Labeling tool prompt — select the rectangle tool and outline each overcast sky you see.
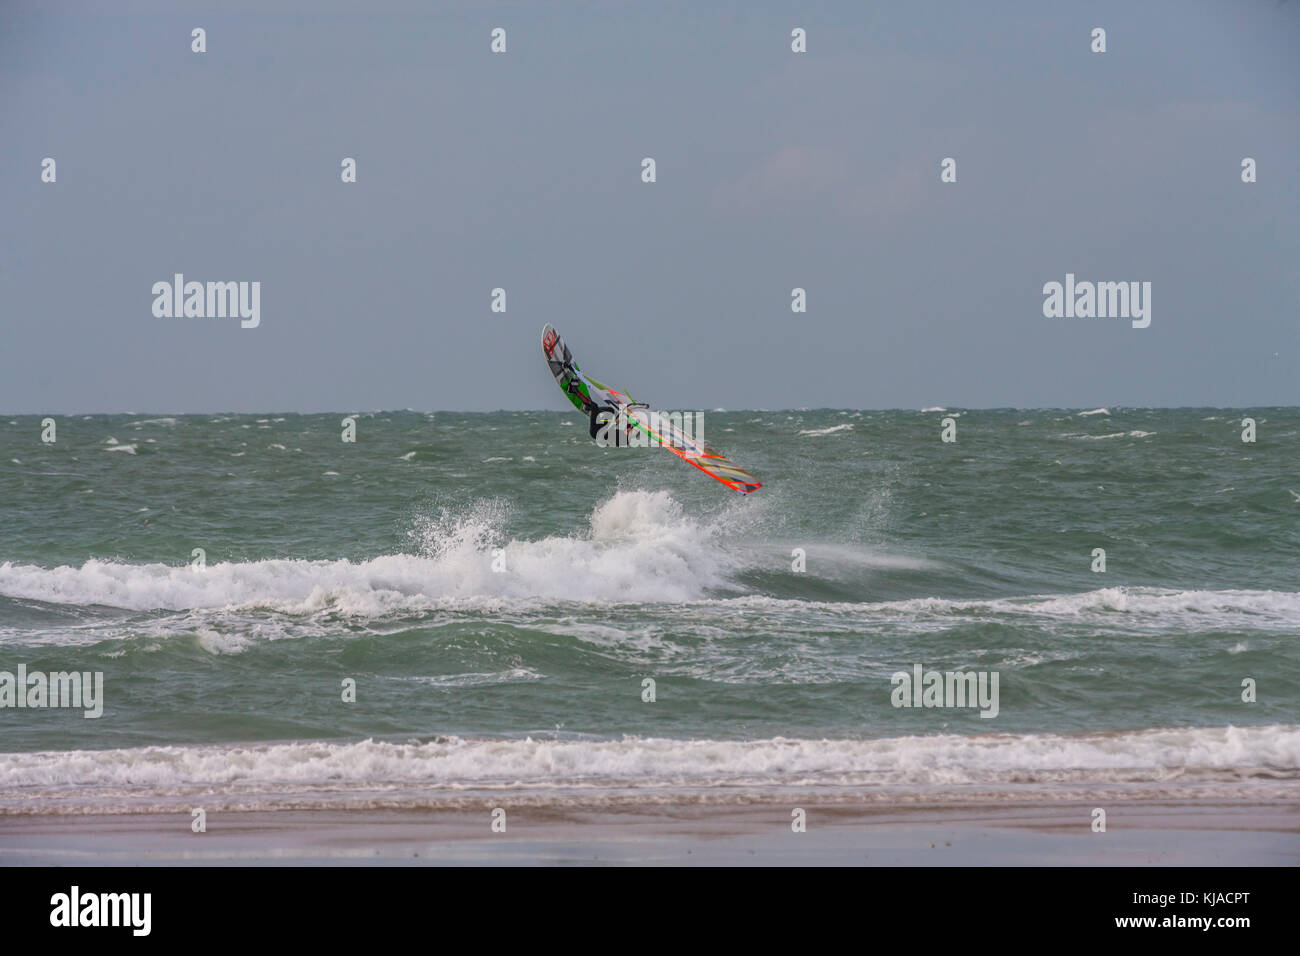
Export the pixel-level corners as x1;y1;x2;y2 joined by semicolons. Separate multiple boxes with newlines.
2;0;1297;413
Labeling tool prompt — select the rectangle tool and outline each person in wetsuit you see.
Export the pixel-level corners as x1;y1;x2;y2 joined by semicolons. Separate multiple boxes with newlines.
588;401;627;445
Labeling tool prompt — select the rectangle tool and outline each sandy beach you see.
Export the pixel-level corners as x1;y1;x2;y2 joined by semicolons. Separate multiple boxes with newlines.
4;797;1298;866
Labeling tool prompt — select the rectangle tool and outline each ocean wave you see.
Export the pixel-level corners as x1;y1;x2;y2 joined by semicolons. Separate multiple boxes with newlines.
1059;430;1153;440
798;423;854;436
727;586;1300;628
1;569;1296;651
0;726;1294;809
392;668;543;688
2;485;1297;649
0;491;740;617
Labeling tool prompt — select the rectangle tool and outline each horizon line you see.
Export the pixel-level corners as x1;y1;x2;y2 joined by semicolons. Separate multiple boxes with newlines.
3;405;1297;417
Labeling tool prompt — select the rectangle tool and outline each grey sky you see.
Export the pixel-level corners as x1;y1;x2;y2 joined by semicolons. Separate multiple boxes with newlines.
3;0;1297;413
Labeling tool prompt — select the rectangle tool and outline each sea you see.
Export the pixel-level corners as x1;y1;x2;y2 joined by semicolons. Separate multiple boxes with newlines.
0;407;1297;815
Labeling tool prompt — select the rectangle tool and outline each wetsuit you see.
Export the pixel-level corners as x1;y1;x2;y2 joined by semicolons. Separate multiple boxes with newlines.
593;402;641;446
589;402;618;443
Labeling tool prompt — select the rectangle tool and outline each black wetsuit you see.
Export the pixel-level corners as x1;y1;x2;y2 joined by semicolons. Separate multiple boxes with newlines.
588;403;626;445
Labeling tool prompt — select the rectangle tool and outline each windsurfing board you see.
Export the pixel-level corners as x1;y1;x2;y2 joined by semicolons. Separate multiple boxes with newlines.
540;323;762;494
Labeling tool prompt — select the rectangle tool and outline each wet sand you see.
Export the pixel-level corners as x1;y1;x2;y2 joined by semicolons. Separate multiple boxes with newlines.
4;798;1298;866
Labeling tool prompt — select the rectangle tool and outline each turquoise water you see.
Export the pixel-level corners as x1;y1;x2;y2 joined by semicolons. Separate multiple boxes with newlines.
0;408;1297;812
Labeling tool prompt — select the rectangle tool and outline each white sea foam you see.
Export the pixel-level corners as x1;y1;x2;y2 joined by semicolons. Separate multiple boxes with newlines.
195;629;255;655
1079;408;1110;416
1062;430;1154;440
732;586;1300;627
799;423;854;436
0;726;1293;802
394;668;543;688
763;541;940;574
1;495;1297;647
0;491;738;620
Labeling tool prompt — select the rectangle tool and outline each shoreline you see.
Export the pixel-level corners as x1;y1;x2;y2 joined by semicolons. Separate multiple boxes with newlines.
4;797;1298;866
